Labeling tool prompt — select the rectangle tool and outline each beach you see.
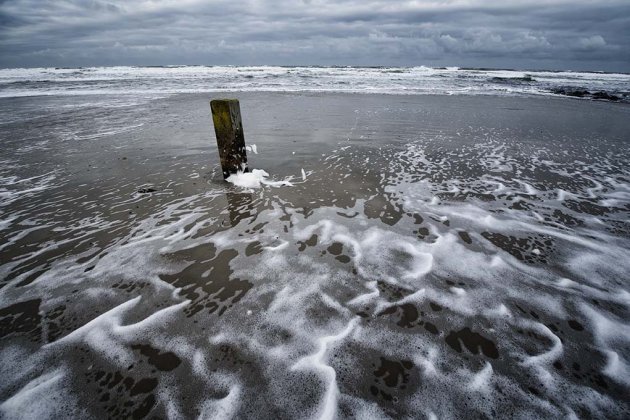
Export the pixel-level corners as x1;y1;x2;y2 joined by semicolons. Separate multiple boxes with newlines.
1;88;630;418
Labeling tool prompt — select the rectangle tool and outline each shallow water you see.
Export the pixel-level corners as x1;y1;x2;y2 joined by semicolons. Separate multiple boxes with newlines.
1;93;629;418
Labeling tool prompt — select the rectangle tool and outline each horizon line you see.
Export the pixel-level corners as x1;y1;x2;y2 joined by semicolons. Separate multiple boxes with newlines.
1;64;628;76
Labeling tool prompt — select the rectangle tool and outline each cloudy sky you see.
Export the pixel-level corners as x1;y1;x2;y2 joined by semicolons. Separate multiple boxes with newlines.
1;0;628;71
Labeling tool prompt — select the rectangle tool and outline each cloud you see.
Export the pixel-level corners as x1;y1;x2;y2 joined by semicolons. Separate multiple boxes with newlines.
578;35;607;50
0;0;628;71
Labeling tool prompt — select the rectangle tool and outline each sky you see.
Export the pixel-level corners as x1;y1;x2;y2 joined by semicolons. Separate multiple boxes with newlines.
0;0;629;71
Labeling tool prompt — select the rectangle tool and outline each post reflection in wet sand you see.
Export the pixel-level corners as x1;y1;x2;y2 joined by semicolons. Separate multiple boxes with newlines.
225;191;258;228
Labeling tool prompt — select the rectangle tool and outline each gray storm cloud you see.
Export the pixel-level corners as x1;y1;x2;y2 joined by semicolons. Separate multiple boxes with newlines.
0;0;628;71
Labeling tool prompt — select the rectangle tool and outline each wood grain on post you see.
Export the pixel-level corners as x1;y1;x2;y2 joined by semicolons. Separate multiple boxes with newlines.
210;99;248;179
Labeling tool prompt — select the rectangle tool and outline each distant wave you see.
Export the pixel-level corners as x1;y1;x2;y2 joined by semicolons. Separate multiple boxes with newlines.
0;66;628;103
489;75;535;83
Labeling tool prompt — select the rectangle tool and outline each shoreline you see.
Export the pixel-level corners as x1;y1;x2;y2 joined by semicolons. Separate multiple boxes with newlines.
2;89;629;104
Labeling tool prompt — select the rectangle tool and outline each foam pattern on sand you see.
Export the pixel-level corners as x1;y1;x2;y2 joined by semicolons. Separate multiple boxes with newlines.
1;94;629;418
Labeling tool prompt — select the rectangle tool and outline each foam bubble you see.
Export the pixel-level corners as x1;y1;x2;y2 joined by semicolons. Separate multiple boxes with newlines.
226;169;293;189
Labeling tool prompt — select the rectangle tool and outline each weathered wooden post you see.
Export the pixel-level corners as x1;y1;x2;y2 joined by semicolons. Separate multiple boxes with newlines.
210;99;248;179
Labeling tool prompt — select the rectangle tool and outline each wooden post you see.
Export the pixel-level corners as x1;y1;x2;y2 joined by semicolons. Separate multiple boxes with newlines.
210;99;248;179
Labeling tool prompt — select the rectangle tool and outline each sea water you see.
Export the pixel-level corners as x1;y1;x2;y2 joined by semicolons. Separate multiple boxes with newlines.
0;80;629;418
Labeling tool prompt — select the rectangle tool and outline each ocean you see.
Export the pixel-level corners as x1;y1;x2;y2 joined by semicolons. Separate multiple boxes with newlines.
1;65;629;102
0;67;629;418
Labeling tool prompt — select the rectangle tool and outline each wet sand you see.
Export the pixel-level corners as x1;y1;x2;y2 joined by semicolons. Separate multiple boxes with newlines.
1;93;629;418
